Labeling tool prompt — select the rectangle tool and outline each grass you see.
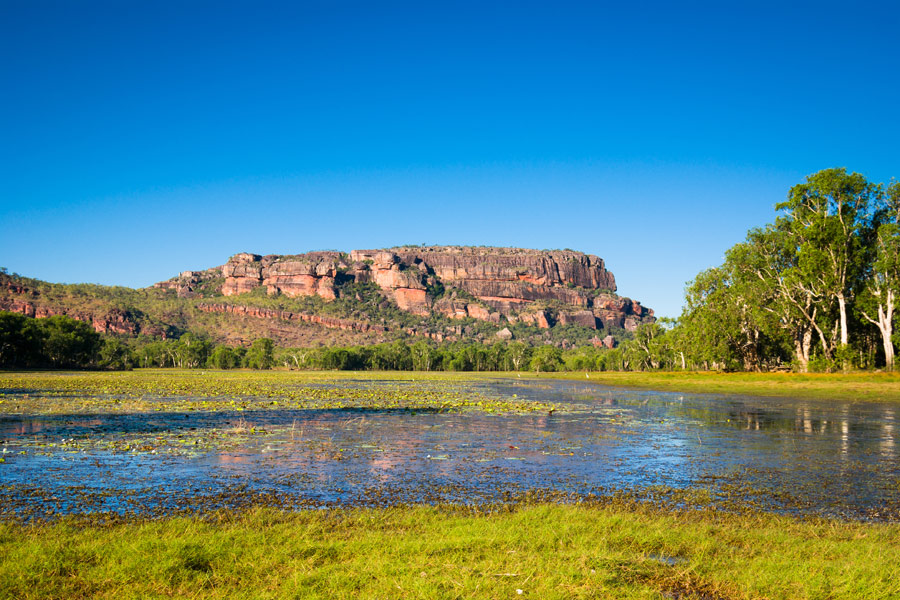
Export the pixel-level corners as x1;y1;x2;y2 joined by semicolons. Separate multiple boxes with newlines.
543;370;900;403
1;502;897;599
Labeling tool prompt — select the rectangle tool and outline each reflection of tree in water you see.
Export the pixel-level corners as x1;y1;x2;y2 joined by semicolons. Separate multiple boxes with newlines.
658;397;899;464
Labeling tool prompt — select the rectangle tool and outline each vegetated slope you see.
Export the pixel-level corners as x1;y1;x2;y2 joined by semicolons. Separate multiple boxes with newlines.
0;246;654;347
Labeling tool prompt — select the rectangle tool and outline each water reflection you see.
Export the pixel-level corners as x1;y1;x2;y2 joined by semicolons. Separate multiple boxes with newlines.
2;378;899;520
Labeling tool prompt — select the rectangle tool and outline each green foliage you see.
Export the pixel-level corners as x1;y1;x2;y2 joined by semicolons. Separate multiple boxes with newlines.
0;313;107;369
0;311;45;367
244;338;275;370
99;338;134;370
41;315;102;368
530;345;562;372
208;345;240;369
673;168;899;372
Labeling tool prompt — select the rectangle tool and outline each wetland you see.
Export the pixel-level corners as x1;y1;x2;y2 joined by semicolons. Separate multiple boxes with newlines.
2;370;898;521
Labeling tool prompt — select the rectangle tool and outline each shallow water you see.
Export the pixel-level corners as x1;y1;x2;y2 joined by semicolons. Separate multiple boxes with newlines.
2;378;899;520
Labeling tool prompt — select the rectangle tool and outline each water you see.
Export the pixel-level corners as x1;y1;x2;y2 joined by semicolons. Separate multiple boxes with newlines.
2;378;898;520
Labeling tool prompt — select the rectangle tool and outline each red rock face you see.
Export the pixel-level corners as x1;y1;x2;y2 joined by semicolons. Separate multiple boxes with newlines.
558;311;598;329
0;296;140;335
517;310;552;329
217;253;344;299
161;246;654;331
392;288;430;315
196;303;388;334
390;246;616;291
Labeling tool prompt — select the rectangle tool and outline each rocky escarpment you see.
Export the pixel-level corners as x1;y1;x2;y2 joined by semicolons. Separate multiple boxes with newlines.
0;277;169;336
159;246;654;332
195;303;458;342
196;303;387;335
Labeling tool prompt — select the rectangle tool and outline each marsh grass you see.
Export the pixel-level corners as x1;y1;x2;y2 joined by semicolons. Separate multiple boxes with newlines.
546;371;900;403
1;502;897;599
0;370;557;415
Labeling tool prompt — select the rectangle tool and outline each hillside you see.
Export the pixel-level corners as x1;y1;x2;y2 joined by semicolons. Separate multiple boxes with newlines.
1;247;654;348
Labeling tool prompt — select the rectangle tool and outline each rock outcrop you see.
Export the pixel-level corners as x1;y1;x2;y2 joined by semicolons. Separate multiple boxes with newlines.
1;245;654;348
195;303;457;342
196;303;387;334
217;252;343;300
156;246;654;332
0;290;142;336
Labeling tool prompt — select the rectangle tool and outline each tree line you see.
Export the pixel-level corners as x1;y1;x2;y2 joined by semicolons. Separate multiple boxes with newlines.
665;167;900;372
0;309;647;372
0;312;108;369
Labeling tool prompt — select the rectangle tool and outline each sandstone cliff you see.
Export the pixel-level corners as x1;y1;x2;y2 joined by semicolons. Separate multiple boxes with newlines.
0;276;171;337
0;246;653;349
162;246;654;332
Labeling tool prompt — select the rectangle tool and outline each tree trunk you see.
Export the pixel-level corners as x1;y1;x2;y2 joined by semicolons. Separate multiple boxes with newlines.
837;293;849;347
861;289;895;371
794;327;812;372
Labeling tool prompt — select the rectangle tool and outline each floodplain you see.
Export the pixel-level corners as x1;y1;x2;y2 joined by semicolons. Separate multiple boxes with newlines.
1;370;899;598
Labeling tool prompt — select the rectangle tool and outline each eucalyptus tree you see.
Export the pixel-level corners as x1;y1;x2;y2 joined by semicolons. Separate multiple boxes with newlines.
530;345;563;372
775;168;880;354
411;340;439;371
0;311;45;367
244;338;275;370
741;225;823;370
680;267;740;370
623;322;679;371
40;315;102;368
859;181;900;369
506;341;530;371
680;256;785;371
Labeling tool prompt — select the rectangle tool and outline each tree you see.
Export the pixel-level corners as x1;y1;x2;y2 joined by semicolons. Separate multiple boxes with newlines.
0;311;45;367
279;347;315;369
488;342;508;371
729;226;816;370
172;333;212;368
244;338;275;370
208;345;240;369
859;181;900;369
530;345;562;372
39;315;102;368
507;342;530;371
135;341;167;368
776;168;880;355
411;341;438;371
680;267;750;371
99;338;134;370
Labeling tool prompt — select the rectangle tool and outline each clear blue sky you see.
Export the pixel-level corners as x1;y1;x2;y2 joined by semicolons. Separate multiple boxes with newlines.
2;0;898;318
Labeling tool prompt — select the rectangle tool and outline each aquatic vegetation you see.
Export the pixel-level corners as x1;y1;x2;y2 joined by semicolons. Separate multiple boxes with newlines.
0;370;559;415
3;373;900;524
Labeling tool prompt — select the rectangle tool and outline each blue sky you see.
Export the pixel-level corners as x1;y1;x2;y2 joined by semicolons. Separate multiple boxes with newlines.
2;1;898;318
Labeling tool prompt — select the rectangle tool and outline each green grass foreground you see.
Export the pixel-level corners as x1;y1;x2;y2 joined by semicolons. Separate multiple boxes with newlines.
1;503;897;600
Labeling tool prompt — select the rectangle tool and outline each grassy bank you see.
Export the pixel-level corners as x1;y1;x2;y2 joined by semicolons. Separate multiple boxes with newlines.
544;371;900;403
1;503;897;600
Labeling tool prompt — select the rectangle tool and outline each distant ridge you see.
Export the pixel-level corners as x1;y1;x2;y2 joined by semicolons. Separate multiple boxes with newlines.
2;246;653;347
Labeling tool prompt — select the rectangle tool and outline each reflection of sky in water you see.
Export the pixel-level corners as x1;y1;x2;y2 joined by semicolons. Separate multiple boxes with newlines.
2;378;899;519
